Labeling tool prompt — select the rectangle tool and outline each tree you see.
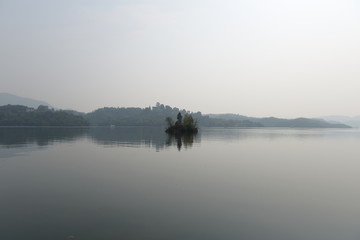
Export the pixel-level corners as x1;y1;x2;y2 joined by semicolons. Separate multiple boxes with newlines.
165;117;174;128
183;114;197;128
165;113;198;134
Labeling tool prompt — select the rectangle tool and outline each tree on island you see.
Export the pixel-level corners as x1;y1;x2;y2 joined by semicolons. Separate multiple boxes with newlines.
165;112;198;134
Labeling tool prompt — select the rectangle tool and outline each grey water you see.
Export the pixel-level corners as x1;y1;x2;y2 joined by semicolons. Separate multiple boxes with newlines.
1;127;360;240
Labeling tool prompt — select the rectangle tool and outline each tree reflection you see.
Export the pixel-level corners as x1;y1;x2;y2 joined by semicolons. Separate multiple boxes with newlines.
88;127;199;151
0;127;200;152
166;133;197;151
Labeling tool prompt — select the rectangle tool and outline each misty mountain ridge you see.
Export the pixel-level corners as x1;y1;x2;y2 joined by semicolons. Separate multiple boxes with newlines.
322;115;360;128
207;114;351;128
0;93;352;128
0;92;52;109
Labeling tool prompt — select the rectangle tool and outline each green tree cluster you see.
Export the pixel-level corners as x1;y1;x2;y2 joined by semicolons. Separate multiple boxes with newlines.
182;114;197;129
165;113;198;134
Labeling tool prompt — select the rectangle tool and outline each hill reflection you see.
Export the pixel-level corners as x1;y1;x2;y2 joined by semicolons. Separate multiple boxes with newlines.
1;127;357;150
1;127;359;157
0;127;88;147
0;127;199;152
88;127;199;151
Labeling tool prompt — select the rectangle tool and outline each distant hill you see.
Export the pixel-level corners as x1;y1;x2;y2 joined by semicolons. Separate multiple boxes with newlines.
207;114;351;128
0;105;89;126
0;95;353;129
85;103;262;127
322;115;360;128
0;92;52;108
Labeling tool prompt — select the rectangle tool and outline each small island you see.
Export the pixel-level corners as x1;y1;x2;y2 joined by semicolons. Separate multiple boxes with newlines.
165;112;198;134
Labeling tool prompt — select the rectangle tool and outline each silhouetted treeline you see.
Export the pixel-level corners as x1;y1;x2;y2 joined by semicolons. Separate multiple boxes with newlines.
0;105;89;126
0;103;262;128
86;103;262;127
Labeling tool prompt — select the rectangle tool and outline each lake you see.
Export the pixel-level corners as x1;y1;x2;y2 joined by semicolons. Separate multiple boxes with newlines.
1;127;360;240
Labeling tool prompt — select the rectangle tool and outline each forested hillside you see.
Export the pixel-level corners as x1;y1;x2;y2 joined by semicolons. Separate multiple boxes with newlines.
86;103;262;127
0;105;89;126
1;103;351;128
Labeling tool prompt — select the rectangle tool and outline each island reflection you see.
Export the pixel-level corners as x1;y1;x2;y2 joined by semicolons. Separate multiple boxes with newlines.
88;127;199;151
1;127;357;154
166;133;198;151
0;127;200;152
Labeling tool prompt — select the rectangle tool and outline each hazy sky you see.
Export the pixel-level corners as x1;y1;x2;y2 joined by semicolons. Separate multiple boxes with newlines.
1;0;360;117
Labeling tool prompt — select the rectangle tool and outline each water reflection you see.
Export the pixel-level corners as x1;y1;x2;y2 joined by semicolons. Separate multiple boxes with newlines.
88;127;199;151
3;127;360;239
166;133;198;151
0;127;88;147
0;127;89;158
200;127;360;141
1;127;360;155
0;127;199;154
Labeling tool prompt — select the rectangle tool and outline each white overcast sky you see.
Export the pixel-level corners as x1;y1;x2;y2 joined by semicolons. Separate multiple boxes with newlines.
1;0;360;117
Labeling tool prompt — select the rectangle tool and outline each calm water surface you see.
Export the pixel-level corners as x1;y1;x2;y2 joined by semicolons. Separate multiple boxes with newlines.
1;127;360;240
